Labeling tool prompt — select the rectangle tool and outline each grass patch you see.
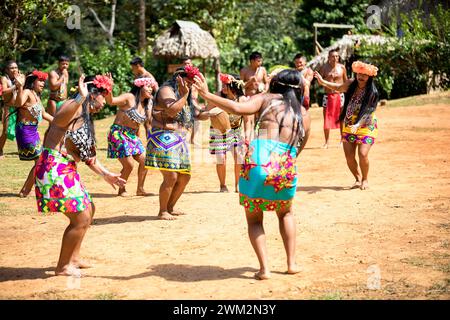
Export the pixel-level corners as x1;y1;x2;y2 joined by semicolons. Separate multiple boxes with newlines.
94;292;118;300
409;127;448;133
312;291;343;300
387;91;450;108
428;279;450;295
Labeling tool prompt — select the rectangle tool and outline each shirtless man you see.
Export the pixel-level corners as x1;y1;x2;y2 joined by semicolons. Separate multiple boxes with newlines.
0;61;25;158
319;49;347;148
130;56;159;90
293;54;314;153
240;51;269;143
47;55;70;116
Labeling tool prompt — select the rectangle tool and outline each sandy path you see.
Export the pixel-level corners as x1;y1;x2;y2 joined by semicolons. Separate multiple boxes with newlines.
0;102;449;299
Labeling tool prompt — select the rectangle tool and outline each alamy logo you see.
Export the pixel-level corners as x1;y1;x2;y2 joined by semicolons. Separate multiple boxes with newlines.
366;5;381;30
66;5;81;30
367;264;381;290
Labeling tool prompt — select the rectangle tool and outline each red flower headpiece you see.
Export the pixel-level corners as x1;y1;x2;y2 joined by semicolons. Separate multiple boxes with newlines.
185;65;201;80
92;75;113;94
219;73;233;84
32;70;48;81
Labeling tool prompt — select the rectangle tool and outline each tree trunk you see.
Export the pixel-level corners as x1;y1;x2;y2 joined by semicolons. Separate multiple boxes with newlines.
138;0;146;54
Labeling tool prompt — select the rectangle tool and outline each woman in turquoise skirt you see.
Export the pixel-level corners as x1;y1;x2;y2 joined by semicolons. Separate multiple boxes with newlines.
194;69;305;280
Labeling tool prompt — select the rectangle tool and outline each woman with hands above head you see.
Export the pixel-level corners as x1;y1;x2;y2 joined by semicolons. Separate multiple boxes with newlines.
14;70;54;198
314;61;379;190
193;69;305;280
105;74;158;197
146;66;202;220
35;74;126;277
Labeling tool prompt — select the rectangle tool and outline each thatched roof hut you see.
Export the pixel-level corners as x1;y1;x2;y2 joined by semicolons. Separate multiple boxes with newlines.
307;35;392;70
153;20;220;59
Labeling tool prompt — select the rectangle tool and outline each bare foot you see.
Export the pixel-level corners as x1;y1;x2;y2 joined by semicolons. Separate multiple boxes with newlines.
18;190;30;198
55;265;82;277
118;188;129;197
254;270;271;280
169;210;186;216
72;259;93;269
351;180;361;189
360;180;369;190
136;190;153;196
220;185;229;193
158;212;177;220
286;265;301;274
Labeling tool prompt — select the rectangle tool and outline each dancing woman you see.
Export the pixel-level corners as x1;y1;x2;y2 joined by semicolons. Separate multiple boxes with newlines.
194;69;305;280
35;74;125;276
207;73;247;192
14;70;54;197
146;66;201;220
105;76;158;196
314;61;379;190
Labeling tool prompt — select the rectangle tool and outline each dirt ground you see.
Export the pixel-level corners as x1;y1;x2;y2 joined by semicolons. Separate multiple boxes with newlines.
0;95;449;300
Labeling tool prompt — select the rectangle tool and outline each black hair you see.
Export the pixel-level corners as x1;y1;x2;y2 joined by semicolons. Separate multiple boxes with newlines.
130;85;151;110
268;69;304;147
249;51;262;61
24;73;45;97
340;76;379;124
328;49;339;56
156;66;194;128
293;53;305;61
4;60;18;74
180;56;191;63
130;57;144;66
58;55;70;62
220;74;245;99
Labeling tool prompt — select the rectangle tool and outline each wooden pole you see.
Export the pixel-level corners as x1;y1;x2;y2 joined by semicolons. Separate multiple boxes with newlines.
313;26;317;56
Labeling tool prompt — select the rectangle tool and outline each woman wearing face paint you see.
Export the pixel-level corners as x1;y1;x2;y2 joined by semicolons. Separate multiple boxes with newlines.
35;74;125;276
315;61;380;190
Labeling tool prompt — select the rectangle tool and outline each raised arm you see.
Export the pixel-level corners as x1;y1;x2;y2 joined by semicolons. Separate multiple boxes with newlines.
156;77;189;118
14;78;30;108
194;74;263;115
51;75;88;127
105;91;133;109
314;71;353;93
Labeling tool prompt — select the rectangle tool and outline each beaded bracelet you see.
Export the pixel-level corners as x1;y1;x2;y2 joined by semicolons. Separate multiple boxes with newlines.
75;93;86;104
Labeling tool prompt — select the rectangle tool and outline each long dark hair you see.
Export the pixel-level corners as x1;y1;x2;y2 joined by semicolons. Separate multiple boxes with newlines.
72;75;109;143
130;85;151;110
340;76;379;123
24;73;40;95
268;69;304;147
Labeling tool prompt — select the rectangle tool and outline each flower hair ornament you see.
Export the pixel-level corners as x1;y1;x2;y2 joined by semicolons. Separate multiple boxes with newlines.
90;75;113;94
184;65;201;80
219;73;233;84
31;70;48;81
352;61;378;77
134;77;158;91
